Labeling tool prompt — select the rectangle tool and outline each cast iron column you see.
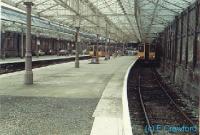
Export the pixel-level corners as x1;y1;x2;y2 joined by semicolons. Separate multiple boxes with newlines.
96;34;99;63
105;23;109;60
36;33;40;58
1;30;6;60
0;31;4;59
123;42;125;55
193;1;199;68
108;38;110;59
24;2;33;84
75;27;80;68
21;29;24;58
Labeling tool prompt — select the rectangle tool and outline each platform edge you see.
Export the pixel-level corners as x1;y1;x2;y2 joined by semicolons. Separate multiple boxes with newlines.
122;60;135;135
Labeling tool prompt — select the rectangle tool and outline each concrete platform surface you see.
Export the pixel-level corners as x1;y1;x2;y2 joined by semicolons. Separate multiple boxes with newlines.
90;57;137;135
0;55;87;64
0;56;135;135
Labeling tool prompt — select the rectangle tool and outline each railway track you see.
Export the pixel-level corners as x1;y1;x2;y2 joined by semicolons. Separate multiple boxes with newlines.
127;63;198;135
0;56;90;75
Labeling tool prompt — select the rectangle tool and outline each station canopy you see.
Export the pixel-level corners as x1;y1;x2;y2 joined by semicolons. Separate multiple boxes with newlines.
1;0;196;42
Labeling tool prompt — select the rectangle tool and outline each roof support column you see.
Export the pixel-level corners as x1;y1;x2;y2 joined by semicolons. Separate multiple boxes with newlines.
91;0;100;64
122;34;125;56
21;29;24;58
0;30;5;60
123;42;125;56
75;26;80;68
179;13;183;64
75;0;80;68
173;16;179;82
36;33;40;58
105;23;110;60
96;33;100;63
193;1;199;68
185;8;190;68
24;1;33;85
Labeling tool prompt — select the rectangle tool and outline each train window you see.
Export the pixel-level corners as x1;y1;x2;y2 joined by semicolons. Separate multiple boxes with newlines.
150;45;155;52
138;46;144;52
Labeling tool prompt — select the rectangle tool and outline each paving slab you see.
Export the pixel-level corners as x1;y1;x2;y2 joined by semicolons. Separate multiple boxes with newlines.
0;56;135;135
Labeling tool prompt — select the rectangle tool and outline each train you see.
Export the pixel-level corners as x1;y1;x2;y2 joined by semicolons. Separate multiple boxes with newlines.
137;43;156;63
87;44;117;57
88;45;107;57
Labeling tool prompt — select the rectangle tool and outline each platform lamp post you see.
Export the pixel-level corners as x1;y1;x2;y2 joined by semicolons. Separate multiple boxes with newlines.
24;1;33;85
75;26;80;68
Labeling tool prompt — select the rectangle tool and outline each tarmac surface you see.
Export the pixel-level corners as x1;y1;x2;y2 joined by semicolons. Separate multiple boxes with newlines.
0;56;135;135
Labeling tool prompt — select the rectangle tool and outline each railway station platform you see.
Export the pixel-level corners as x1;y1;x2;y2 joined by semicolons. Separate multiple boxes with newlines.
0;55;88;64
0;56;137;135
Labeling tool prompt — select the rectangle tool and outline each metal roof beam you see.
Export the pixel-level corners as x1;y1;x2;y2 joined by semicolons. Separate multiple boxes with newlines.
84;0;129;40
182;0;191;5
145;0;160;41
34;0;50;7
146;0;179;14
53;0;97;26
134;0;144;41
117;0;139;40
101;0;133;36
37;4;59;14
162;0;185;10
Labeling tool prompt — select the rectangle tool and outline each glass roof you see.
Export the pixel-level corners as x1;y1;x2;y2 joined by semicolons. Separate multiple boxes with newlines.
1;0;196;42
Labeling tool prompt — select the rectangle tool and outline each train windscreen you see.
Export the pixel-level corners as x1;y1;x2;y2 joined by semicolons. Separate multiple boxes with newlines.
150;45;155;52
138;46;144;52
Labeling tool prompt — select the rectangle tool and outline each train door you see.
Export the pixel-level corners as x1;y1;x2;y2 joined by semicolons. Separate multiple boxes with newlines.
145;43;149;60
138;43;145;59
149;45;156;60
